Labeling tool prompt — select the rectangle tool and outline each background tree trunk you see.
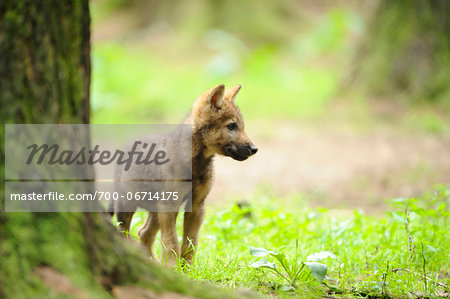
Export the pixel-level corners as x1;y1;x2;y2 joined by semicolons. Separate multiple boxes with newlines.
0;1;248;298
346;0;450;103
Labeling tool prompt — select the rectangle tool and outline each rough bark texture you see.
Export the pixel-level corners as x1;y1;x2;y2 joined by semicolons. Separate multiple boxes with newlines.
0;1;249;298
346;0;450;102
0;0;91;123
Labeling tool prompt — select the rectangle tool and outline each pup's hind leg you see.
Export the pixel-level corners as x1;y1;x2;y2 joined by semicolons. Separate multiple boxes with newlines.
116;211;135;236
138;212;160;259
114;198;136;236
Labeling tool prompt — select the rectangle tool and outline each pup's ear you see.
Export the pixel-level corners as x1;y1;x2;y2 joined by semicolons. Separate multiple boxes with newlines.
206;84;225;109
224;84;241;103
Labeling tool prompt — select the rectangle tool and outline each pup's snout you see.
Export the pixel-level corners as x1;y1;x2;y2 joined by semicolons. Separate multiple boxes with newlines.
249;144;258;155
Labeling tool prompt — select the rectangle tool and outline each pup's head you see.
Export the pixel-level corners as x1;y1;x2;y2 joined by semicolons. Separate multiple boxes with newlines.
192;84;258;161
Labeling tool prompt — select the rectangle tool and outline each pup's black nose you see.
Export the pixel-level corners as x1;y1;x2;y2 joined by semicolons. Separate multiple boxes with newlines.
249;145;258;154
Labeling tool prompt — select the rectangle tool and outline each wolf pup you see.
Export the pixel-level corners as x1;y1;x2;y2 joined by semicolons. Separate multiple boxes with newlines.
111;84;257;266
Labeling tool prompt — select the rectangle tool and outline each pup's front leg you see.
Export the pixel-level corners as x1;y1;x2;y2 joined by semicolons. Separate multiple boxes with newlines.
158;212;180;267
181;204;205;264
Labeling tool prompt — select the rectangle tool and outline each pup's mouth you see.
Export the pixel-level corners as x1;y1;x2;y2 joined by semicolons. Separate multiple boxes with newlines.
223;144;255;161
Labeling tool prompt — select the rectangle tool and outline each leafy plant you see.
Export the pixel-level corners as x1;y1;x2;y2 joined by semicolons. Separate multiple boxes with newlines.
248;243;336;292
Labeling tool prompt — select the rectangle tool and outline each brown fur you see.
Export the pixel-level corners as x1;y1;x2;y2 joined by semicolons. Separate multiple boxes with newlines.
113;84;257;267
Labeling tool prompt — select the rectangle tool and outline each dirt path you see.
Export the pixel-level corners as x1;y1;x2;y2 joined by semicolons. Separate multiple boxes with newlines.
209;122;450;213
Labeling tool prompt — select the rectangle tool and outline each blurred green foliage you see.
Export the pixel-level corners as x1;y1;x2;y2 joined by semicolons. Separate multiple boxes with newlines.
90;0;449;134
351;0;450;103
91;43;339;123
91;2;362;123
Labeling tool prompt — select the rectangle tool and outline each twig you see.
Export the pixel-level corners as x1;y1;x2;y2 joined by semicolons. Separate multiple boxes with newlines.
382;261;389;296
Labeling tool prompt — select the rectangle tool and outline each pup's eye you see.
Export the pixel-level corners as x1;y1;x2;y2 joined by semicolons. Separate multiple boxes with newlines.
226;123;237;131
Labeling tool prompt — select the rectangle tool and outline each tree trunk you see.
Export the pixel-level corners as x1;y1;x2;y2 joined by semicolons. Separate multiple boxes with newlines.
0;1;247;298
346;0;450;102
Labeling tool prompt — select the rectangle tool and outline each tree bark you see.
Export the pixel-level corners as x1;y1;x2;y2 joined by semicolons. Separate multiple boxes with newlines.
0;1;249;298
346;0;450;102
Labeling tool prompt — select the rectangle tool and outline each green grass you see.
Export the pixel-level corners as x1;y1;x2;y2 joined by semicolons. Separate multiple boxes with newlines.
119;186;449;298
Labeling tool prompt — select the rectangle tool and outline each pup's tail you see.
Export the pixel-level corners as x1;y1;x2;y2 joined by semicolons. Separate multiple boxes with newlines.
107;201;114;217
